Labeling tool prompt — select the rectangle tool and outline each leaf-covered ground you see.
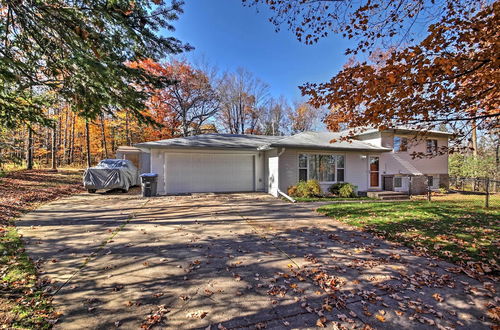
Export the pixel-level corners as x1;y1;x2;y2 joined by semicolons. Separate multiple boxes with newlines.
0;169;83;328
317;194;500;279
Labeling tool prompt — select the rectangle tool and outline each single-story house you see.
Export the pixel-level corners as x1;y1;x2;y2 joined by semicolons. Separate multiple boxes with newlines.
116;128;450;196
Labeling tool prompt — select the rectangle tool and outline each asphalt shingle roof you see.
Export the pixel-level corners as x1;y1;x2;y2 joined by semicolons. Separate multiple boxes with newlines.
134;132;391;152
134;134;283;150
264;131;390;151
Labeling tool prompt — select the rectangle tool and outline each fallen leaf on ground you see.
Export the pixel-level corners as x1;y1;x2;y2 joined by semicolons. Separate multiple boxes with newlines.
186;311;207;319
432;293;444;302
316;317;327;327
487;307;500;321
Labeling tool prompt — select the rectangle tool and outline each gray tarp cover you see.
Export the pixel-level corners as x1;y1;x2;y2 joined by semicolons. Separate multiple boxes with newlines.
83;159;140;191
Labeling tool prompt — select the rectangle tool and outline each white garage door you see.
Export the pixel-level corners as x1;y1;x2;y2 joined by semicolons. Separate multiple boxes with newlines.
165;153;255;194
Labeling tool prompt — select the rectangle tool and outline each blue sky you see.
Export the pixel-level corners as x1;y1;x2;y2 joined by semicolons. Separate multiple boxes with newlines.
171;0;353;102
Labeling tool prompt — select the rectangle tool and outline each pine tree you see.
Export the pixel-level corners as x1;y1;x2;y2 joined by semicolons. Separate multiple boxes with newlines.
0;0;191;128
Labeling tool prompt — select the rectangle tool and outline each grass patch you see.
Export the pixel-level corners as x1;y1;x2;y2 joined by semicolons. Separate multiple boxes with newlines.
294;196;374;202
317;194;500;273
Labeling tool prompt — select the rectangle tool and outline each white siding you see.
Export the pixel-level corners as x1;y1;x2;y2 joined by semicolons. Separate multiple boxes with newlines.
355;132;383;147
358;132;449;176
346;153;370;191
267;149;279;197
381;136;448;175
150;149;166;194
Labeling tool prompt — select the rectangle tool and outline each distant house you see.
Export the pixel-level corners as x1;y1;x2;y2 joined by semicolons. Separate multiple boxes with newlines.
116;128;450;196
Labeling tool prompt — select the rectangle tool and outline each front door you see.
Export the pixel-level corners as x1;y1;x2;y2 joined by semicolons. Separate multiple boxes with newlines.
369;156;380;188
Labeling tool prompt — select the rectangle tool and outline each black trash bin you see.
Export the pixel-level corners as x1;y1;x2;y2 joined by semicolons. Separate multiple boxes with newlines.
140;173;158;197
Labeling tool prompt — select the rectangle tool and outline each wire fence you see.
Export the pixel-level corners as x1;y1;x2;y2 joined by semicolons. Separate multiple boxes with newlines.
445;176;500;208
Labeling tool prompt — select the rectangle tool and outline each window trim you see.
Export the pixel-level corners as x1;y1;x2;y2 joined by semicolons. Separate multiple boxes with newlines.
393;136;408;152
298;154;308;182
298;153;346;184
426;139;438;154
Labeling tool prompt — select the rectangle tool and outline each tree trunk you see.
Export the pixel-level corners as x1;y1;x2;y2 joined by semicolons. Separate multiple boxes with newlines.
496;138;499;190
57;109;62;166
100;114;108;159
471;121;478;157
85;119;91;168
111;125;116;154
46;126;50;166
125;111;131;146
51;123;57;170
471;120;478;191
69;113;75;165
26;126;33;170
62;108;69;165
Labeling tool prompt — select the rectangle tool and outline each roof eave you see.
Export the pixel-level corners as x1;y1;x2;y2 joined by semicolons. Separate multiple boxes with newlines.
268;143;392;152
353;128;453;137
392;128;453;137
133;143;261;151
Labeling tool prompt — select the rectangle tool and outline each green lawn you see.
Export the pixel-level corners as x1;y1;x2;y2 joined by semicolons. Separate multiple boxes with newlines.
293;196;374;202
317;194;499;273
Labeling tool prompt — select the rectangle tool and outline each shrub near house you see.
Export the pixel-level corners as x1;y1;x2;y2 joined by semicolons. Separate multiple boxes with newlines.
328;183;357;198
288;180;358;199
288;180;321;198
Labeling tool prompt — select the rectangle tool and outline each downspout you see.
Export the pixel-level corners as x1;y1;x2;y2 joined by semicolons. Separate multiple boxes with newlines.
278;189;296;203
275;147;296;203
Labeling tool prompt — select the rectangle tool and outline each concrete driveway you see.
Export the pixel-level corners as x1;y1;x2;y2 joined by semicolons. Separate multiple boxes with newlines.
17;192;497;329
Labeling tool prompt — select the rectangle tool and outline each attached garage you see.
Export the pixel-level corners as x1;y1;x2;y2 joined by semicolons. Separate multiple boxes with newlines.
164;152;256;194
135;134;278;195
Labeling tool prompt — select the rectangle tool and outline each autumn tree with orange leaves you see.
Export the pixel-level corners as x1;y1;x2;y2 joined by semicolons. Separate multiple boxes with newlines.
130;59;220;137
288;102;324;134
244;0;499;145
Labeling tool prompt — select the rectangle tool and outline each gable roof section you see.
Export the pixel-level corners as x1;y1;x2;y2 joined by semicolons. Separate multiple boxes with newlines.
134;134;283;150
135;132;390;152
261;131;390;151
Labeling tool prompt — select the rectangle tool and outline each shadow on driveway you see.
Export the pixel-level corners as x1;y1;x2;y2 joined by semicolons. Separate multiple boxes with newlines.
17;193;498;329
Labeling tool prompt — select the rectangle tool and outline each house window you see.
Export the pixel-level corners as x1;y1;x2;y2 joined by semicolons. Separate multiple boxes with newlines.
337;155;345;182
394;177;402;188
393;136;408;152
298;154;308;181
426;139;438;154
298;154;345;183
309;155;335;181
427;176;434;187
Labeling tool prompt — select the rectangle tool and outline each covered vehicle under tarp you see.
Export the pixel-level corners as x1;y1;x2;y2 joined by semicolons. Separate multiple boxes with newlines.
83;159;140;193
